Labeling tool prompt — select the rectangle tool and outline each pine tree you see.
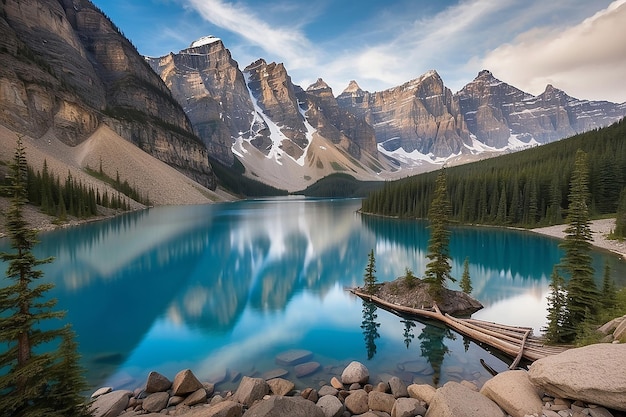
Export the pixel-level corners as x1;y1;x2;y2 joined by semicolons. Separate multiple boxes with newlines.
614;187;626;239
0;136;89;416
363;249;377;294
424;170;455;302
601;262;617;311
543;267;567;344
560;150;599;342
460;257;472;294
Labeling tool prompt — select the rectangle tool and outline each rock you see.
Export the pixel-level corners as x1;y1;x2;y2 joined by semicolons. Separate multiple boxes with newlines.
275;349;314;366
267;378;295;396
597;316;625;335
301;387;319;402
460;380;478;392
528;344;626;412
317;394;345;417
388;376;408;398
142;391;170;413
341;361;370;385
186;400;243;417
261;368;288;380
145;371;172;393
330;376;344;389
480;370;543;417
588;407;616;417
392;397;427;417
614;319;626;341
407;384;436;405
89;390;132;417
208;369;229;385
344;389;369;415
232;376;269;407
374;382;389;393
182;388;208;407
172;369;204;396
204;382;216;397
295;361;321;378
91;387;113;398
369;390;396;413
425;381;505;417
168;395;185;407
318;385;338;397
242;395;324;417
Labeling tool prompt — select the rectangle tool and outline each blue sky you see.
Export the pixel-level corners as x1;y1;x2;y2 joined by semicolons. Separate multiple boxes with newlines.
93;0;626;102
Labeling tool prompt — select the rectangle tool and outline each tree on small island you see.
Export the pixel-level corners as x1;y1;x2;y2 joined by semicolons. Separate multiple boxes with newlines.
424;170;455;302
363;249;377;294
0;137;89;416
460;257;472;295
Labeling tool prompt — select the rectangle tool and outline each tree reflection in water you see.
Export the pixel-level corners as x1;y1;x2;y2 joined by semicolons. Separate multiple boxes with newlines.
360;301;380;360
401;318;416;349
418;323;456;386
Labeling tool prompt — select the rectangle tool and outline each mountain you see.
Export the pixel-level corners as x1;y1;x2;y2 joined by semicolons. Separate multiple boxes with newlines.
0;0;219;200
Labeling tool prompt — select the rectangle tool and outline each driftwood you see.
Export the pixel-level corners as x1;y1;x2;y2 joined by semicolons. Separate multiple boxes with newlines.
350;288;569;363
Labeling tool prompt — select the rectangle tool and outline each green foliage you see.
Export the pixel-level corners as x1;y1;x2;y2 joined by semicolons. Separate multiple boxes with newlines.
297;173;384;198
460;257;472;294
404;267;417;289
360;302;380;360
84;165;149;206
0;137;89;416
209;156;288;197
363;249;377;295
424;170;455;302
612;187;626;239
601;262;617;311
543;267;568;344
361;118;626;226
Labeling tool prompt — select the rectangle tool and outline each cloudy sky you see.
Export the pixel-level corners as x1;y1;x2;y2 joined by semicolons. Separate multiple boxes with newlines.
94;0;626;103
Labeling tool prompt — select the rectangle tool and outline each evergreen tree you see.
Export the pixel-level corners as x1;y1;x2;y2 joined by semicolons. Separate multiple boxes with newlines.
614;187;626;239
404;267;417;289
460;257;472;294
363;249;377;294
560;150;599;342
424;170;455;302
0;137;89;416
543;267;567;344
601;262;617;311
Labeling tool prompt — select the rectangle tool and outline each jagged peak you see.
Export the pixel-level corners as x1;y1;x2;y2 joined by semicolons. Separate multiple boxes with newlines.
244;58;268;72
307;78;331;92
189;35;221;48
342;80;363;94
477;69;493;78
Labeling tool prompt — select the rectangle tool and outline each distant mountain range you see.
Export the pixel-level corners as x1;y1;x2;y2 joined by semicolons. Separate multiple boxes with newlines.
1;0;625;195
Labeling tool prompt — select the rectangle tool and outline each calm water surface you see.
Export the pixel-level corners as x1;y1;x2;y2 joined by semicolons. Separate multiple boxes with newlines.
1;197;624;391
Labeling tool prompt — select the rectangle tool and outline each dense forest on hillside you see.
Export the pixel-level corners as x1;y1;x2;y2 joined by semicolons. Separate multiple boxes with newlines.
362;119;626;228
297;173;384;198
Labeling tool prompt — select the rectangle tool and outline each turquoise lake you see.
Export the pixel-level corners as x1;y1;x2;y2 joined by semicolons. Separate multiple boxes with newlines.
1;197;625;391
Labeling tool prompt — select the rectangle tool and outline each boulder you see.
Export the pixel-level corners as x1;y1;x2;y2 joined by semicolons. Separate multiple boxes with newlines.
91;387;113;398
242;395;324;417
614;319;626;341
145;371;172;393
182;387;208;407
233;376;269;407
317;394;345;417
392;397;427;417
369;390;396;413
388;376;408;398
344;389;369;415
267;378;295;396
330;376;344;389
318;385;338;397
172;369;204;396
275;349;313;366
89;390;132;417
261;368;288;380
341;361;370;384
528;343;626;411
301;387;319;402
295;361;321;378
187;400;243;417
142;391;170;413
407;383;436;405
425;381;505;417
597;315;625;335
480;370;543;417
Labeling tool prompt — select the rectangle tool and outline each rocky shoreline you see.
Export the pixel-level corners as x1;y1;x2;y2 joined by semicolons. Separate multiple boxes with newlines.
89;342;626;417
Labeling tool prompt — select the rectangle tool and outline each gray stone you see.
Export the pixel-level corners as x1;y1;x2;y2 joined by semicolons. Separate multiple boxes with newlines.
243;395;324;417
182;387;208;407
261;368;288;380
233;376;269;407
301;387;319;402
145;371;172;393
275;349;314;366
425;381;505;417
295;361;321;377
168;395;185;407
407;384;436;405
369;391;396;413
267;377;295;396
91;386;113;398
598;316;625;335
480;370;543;417
392;397;427;417
204;382;216;397
172;369;204;396
388;376;408;398
187;400;243;417
89;390;132;417
588;407;616;417
342;361;370;385
142;391;170;413
317;394;345;417
318;385;339;397
344;389;369;415
529;343;626;412
614;319;626;341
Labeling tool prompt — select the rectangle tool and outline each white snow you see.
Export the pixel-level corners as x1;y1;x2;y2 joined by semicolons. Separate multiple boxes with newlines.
190;36;221;48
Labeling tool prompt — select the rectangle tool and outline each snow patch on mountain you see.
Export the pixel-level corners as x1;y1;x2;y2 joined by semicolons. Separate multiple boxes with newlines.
190;36;221;48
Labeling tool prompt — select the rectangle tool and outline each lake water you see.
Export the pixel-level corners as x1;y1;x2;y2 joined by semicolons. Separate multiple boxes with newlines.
1;197;624;392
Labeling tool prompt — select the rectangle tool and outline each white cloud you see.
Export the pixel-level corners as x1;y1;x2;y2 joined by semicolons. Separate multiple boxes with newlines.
481;0;626;102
